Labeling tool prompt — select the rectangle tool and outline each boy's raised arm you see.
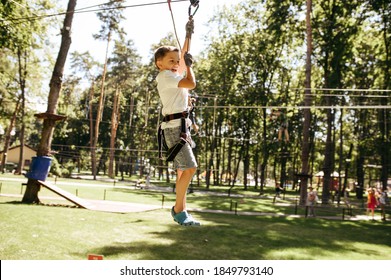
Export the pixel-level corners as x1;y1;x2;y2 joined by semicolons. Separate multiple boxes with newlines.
178;37;190;75
178;17;194;75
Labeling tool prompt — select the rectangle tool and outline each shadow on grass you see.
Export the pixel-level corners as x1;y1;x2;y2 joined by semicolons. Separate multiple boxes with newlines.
82;212;391;260
3;199;79;209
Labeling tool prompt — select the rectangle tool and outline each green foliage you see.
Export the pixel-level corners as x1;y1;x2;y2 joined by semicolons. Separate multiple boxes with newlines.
49;156;62;177
93;0;126;42
0;0;56;50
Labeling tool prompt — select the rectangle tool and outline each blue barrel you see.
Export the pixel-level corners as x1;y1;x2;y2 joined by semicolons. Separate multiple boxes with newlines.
26;156;52;181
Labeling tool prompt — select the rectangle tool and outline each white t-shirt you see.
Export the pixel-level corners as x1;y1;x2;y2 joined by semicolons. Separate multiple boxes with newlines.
156;70;190;129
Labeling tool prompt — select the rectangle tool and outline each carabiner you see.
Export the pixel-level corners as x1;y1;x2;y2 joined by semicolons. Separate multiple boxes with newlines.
188;0;199;17
190;0;200;6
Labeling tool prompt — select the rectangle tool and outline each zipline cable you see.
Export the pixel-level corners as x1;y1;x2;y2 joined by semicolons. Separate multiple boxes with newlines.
4;98;386;109
297;94;390;98
7;0;189;23
293;88;391;92
195;105;391;110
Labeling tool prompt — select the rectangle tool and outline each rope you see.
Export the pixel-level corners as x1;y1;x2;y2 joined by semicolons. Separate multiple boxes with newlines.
167;0;182;50
167;0;197;51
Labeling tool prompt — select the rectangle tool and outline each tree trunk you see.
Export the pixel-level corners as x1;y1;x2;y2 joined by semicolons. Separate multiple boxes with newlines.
206;97;218;188
379;103;389;190
92;30;111;179
279;147;288;190
321;104;334;204
337;108;344;205
17;123;25;173
341;143;353;199
243;141;250;190
88;81;95;178
299;0;313;205
16;48;27;174
108;87;120;178
205;138;215;189
1;98;21;173
259;108;269;194
22;0;76;204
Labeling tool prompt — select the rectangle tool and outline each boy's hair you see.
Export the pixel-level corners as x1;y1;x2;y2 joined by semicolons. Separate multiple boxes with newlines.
154;45;179;68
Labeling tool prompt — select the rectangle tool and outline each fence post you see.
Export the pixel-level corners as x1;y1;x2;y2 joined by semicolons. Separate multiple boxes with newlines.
162;195;165;208
305;206;308;218
235;202;238;215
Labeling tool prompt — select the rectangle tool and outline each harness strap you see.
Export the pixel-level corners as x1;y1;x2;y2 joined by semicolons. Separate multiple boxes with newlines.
158;125;168;160
158;112;192;162
181;116;187;135
166;137;187;162
162;111;189;122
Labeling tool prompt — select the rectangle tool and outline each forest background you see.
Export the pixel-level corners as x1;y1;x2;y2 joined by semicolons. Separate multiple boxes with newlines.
1;0;390;206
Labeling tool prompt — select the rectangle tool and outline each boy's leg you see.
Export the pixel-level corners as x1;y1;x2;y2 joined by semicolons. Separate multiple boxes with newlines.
163;126;199;225
278;128;283;141
284;129;290;142
174;167;196;213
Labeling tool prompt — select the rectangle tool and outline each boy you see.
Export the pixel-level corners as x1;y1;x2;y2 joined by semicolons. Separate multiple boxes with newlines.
154;36;200;226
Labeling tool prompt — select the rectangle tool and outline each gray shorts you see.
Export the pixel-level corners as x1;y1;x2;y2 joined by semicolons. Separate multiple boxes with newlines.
164;126;197;170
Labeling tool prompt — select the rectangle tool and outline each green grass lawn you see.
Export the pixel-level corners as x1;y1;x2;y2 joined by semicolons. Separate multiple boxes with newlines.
1;195;390;260
1;174;390;260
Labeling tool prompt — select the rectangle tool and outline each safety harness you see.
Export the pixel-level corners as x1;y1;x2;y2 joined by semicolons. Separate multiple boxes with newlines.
158;111;192;162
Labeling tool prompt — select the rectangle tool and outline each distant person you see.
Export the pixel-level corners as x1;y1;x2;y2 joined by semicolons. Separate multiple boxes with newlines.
270;109;289;142
275;183;284;198
306;186;318;217
366;188;378;220
273;182;284;203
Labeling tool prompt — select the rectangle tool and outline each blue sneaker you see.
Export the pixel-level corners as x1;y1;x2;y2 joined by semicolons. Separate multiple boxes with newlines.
186;213;201;226
171;207;201;226
171;206;176;220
